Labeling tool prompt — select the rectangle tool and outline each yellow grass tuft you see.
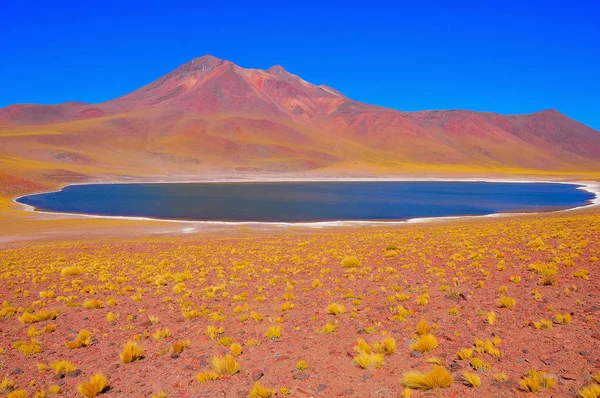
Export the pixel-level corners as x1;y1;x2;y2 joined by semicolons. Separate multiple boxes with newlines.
462;371;481;387
249;382;275;398
205;325;223;340
470;357;491;372
230;343;243;357
320;321;338;334
50;360;76;376
48;385;60;394
457;348;473;360
401;365;453;390
211;354;240;376
66;329;93;349
13;339;43;355
578;384;600;398
1;378;15;392
19;310;58;324
416;319;432;335
77;373;107;397
519;370;556;392
171;340;190;354
61;266;83;276
485;312;496;325
353;350;385;369
83;299;104;309
296;360;308;370
341;256;361;268
555;313;572;324
533;319;553;329
265;325;282;340
497;295;516;308
119;341;143;364
493;372;508;381
7;390;27;398
411;334;438;353
152;328;171;340
196;371;219;383
326;303;346;315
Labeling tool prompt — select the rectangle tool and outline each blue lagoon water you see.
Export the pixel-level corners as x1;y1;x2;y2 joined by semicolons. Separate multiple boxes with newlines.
16;181;594;222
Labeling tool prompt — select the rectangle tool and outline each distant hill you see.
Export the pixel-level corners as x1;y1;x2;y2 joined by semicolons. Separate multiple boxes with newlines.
1;55;599;194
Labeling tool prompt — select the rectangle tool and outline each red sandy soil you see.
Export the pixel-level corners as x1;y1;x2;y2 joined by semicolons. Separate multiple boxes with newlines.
1;211;599;397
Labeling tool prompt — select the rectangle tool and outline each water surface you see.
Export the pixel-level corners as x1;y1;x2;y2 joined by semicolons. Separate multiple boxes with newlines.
16;181;594;222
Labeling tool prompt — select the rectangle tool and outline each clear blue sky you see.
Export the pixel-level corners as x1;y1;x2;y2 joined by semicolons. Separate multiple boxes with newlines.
2;0;599;129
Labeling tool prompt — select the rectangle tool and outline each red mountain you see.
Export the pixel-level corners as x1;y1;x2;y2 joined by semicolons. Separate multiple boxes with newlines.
1;55;599;192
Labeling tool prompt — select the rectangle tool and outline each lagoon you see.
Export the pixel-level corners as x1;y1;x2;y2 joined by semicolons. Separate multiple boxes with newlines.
16;181;594;223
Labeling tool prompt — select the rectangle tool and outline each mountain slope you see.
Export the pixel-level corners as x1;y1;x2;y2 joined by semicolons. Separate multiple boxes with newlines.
1;55;599;194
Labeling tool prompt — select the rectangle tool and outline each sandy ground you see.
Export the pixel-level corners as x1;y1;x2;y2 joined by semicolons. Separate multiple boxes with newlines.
0;177;599;397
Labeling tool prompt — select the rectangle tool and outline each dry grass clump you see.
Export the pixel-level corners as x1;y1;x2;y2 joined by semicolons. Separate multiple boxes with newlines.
50;360;76;376
83;299;104;309
578;384;600;398
372;336;396;355
470;357;491;372
152;328;171;340
326;302;346;315
353;339;385;369
66;329;93;349
497;295;516;308
19;310;58;324
211;354;240;376
13;339;43;355
533;319;553;329
61;266;82;276
1;378;15;392
353;350;385;369
196;371;219;383
341;256;361;268
171;340;191;354
401;365;453;390
411;334;438;353
249;382;275;398
77;373;108;397
296;360;308;370
265;325;282;340
230;343;243;356
519;370;556;392
457;348;474;360
555;313;572;324
462;371;481;387
119;341;143;364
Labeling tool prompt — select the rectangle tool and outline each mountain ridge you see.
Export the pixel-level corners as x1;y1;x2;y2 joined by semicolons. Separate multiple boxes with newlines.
0;55;599;195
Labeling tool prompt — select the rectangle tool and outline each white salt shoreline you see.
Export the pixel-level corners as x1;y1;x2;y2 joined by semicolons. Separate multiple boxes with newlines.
12;178;600;230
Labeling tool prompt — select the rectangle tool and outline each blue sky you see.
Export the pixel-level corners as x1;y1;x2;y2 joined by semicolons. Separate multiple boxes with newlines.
2;0;599;129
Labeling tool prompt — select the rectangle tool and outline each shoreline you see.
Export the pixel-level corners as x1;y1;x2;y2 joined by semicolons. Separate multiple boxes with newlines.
11;178;600;229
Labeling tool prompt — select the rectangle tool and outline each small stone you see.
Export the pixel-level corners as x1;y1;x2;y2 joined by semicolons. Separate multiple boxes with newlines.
170;353;179;359
363;373;373;380
66;369;82;378
450;363;462;371
522;349;529;354
12;368;23;375
580;350;590;357
293;372;310;381
410;351;423;358
252;369;264;381
560;373;577;380
317;384;328;392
